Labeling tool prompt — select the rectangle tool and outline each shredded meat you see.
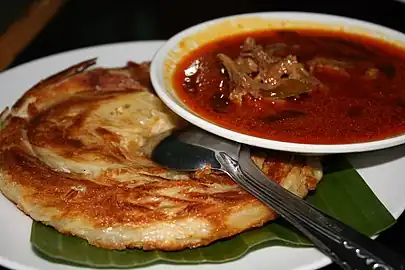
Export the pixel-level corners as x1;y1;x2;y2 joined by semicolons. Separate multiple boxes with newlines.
218;37;324;104
307;57;352;77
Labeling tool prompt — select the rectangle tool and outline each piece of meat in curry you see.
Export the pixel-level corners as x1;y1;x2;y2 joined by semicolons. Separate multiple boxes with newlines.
217;37;325;104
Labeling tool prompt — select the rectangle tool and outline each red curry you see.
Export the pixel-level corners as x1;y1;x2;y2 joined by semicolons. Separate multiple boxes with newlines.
173;30;405;144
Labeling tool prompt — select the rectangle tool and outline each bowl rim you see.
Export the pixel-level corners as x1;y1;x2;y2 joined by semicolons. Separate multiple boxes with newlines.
150;11;405;154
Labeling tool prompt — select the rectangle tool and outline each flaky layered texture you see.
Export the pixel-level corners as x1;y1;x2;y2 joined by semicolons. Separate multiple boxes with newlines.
0;59;323;251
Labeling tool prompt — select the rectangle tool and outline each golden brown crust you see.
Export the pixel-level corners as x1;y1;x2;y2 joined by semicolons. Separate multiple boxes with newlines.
0;59;322;251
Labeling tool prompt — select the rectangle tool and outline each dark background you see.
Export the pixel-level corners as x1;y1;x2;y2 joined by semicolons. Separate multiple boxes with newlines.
0;0;34;34
9;0;405;67
2;0;405;269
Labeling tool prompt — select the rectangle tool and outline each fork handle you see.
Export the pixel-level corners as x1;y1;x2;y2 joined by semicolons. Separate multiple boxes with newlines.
216;146;405;270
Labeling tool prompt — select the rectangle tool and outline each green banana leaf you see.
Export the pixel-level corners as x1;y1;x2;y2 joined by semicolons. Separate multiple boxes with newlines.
30;155;395;268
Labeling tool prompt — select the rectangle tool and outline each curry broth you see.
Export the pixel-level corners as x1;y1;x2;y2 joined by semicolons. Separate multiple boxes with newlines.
173;30;405;144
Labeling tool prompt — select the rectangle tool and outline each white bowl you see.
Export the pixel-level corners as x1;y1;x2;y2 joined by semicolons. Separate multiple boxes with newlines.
150;12;405;154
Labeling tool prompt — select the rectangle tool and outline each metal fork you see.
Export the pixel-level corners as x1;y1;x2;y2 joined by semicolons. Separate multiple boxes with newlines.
152;127;405;270
217;145;404;270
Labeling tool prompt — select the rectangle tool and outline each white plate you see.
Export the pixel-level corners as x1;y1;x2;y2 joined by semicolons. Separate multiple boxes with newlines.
150;12;405;155
0;41;404;270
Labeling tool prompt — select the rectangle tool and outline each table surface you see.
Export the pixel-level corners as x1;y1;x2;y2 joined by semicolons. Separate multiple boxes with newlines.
2;0;405;269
